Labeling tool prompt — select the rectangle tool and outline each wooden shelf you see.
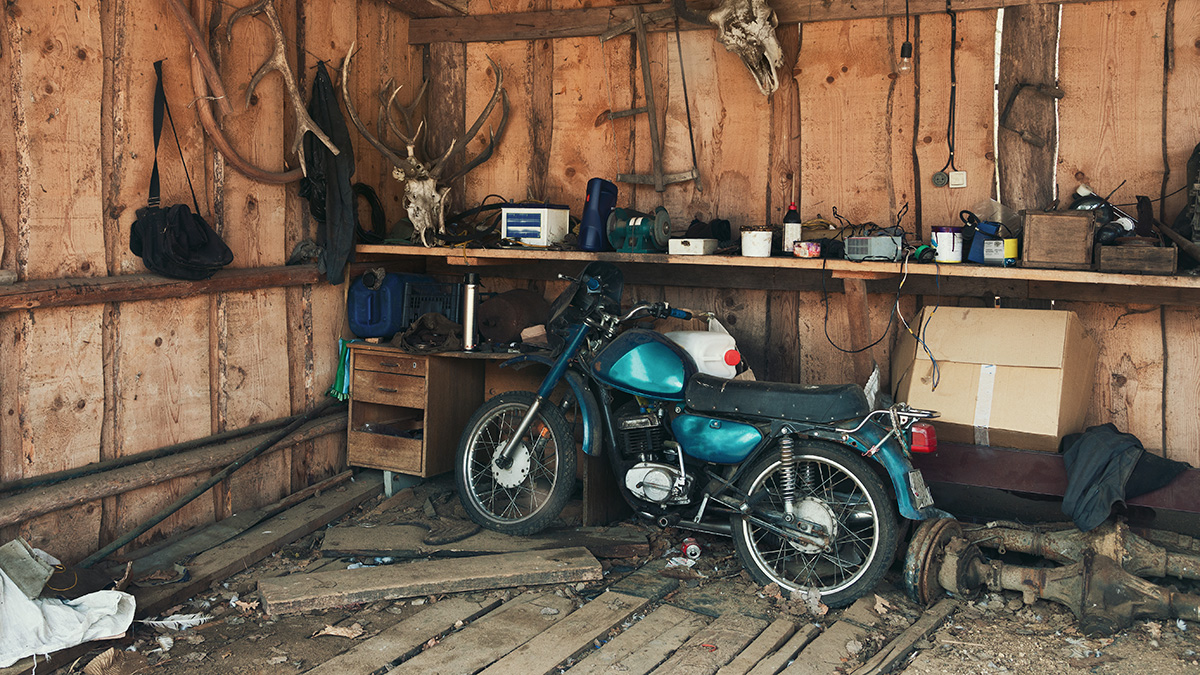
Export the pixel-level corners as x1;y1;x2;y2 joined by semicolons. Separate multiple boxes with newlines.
357;245;1200;305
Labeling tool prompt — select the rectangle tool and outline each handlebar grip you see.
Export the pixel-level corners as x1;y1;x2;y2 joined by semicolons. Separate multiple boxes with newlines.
669;307;692;320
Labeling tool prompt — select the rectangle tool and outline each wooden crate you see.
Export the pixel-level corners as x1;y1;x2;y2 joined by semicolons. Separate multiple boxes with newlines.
1094;243;1178;275
1021;210;1096;270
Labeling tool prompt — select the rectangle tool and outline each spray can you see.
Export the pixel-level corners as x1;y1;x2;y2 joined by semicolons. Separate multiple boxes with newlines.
462;272;479;351
682;537;701;559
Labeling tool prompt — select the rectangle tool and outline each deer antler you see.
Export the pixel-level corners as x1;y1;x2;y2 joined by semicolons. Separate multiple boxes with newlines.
341;42;429;180
186;0;302;184
225;0;339;177
430;56;509;181
378;78;428;151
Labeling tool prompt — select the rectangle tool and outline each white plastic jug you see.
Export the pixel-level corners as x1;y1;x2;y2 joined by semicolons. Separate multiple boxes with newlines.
666;323;741;379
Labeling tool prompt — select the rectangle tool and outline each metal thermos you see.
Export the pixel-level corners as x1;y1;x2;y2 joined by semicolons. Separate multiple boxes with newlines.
462;272;479;351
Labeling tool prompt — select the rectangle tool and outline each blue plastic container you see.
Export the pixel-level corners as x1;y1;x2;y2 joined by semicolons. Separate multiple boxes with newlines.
578;178;618;252
966;221;1003;264
347;272;433;338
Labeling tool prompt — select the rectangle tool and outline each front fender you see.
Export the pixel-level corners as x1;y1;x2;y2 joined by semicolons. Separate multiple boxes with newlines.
500;355;602;456
803;426;936;521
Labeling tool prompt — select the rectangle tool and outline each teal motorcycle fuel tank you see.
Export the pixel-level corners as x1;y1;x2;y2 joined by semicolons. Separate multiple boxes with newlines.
671;414;763;463
591;329;698;401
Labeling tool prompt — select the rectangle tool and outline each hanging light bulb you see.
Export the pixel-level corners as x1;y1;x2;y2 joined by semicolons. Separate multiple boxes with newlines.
897;0;913;74
898;40;914;73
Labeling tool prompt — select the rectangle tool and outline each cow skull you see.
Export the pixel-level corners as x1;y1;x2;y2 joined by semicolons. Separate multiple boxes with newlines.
686;0;784;96
341;43;509;247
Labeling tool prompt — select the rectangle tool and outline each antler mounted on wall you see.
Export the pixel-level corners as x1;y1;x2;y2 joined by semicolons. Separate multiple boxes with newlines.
225;0;340;176
340;42;509;247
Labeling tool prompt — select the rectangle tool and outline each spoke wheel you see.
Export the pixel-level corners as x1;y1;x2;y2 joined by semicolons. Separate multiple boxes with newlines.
455;391;575;535
732;441;898;608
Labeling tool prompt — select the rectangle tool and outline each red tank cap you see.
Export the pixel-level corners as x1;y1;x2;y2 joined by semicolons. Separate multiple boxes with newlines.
724;350;741;366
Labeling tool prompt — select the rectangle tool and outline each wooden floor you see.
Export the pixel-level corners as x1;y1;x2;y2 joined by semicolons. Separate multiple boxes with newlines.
0;476;957;675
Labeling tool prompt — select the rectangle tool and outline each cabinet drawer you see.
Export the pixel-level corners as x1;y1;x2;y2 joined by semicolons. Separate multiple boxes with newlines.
347;429;423;474
354;352;426;377
352;369;426;408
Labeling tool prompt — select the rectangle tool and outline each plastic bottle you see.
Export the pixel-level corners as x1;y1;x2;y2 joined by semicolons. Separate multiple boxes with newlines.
782;202;803;254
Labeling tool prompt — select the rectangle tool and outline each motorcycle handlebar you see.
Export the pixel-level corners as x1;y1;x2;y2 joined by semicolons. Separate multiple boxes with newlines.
668;307;692;320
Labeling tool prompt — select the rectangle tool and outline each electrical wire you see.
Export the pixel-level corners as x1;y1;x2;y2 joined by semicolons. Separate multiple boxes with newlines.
820;256;901;355
939;0;959;174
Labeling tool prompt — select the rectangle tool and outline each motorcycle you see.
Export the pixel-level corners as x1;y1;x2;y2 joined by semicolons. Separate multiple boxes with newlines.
454;262;943;607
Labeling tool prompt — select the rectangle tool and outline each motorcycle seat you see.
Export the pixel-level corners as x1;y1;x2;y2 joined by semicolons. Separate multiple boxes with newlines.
684;374;870;423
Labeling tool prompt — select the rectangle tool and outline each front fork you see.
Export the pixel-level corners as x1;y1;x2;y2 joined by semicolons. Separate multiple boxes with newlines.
494;323;592;469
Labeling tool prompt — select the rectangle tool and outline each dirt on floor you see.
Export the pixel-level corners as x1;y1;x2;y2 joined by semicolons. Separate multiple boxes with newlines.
73;479;1200;675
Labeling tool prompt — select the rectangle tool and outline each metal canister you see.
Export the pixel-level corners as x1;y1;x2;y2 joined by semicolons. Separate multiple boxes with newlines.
461;272;480;351
682;537;701;559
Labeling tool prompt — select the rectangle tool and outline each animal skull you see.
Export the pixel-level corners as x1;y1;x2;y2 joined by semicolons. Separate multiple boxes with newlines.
341;43;509;247
708;0;784;96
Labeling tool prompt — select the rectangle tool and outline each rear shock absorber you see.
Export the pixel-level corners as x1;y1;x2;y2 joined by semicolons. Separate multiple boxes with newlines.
778;435;797;520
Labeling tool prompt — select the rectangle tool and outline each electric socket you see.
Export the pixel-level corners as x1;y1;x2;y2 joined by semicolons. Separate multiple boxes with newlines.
948;171;967;188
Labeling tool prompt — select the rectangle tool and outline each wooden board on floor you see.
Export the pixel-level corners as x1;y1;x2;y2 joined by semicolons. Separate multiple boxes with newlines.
133;474;381;616
780;596;881;675
745;624;822;675
569;605;711;675
259;547;603;615
321;524;649;559
649;612;770;675
391;593;576;674
479;590;653;674
716;618;799;675
307;597;503;675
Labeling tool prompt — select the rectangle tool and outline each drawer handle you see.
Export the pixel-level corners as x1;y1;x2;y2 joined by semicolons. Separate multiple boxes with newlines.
377;387;398;393
380;361;400;367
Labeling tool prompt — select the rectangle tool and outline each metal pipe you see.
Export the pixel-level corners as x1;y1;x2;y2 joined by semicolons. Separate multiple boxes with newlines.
0;413;303;496
78;399;341;568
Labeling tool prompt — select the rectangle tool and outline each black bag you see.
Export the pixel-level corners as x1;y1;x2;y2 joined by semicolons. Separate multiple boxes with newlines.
130;60;232;280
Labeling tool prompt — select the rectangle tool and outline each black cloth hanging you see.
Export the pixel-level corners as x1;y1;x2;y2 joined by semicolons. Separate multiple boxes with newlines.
1060;423;1188;531
299;61;356;284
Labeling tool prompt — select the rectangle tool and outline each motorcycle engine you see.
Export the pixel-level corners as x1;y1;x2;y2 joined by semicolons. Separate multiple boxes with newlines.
625;462;691;505
615;407;692;505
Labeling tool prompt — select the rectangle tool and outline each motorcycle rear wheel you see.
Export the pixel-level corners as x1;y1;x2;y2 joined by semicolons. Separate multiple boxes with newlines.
455;391;576;536
731;441;898;609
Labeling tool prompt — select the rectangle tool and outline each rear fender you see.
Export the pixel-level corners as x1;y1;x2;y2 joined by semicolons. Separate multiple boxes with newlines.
500;355;602;456
801;424;931;521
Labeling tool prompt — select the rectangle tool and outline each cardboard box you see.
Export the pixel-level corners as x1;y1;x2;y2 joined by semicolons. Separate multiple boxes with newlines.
891;306;1097;452
668;238;718;255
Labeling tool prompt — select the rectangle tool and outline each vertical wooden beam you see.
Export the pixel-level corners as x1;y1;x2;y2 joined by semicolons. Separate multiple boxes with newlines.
842;278;877;385
768;24;800;225
428;42;468;214
1164;307;1200;464
765;290;801;383
1162;0;1200;221
997;5;1060;212
530;0;554;201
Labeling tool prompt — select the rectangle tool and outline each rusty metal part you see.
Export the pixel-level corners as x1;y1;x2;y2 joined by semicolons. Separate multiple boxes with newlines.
188;0;302;184
907;519;1200;636
164;0;233;117
905;518;964;605
963;521;1200;581
226;0;340;177
1133;527;1200;554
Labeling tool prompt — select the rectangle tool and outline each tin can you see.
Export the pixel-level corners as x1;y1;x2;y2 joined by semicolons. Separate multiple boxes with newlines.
682;537;701;559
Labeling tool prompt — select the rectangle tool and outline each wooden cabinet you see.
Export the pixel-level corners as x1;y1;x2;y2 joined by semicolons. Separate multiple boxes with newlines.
347;344;484;477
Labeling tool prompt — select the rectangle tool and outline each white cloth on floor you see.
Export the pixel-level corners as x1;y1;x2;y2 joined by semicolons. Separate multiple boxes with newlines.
0;567;135;667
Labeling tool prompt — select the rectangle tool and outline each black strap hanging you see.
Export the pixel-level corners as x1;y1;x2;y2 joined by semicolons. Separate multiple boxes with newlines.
149;59;202;215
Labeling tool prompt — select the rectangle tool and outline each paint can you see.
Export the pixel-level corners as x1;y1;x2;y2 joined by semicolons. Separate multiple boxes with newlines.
741;230;773;257
931;226;963;263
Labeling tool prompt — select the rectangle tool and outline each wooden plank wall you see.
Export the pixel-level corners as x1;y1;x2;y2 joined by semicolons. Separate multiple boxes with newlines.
427;0;1200;464
0;1;417;562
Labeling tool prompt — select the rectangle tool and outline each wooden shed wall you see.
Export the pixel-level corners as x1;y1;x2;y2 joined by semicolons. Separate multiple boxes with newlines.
425;0;1200;464
0;0;421;563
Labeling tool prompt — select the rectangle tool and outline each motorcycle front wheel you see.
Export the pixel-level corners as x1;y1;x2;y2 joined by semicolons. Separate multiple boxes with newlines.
731;441;898;609
455;391;576;536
